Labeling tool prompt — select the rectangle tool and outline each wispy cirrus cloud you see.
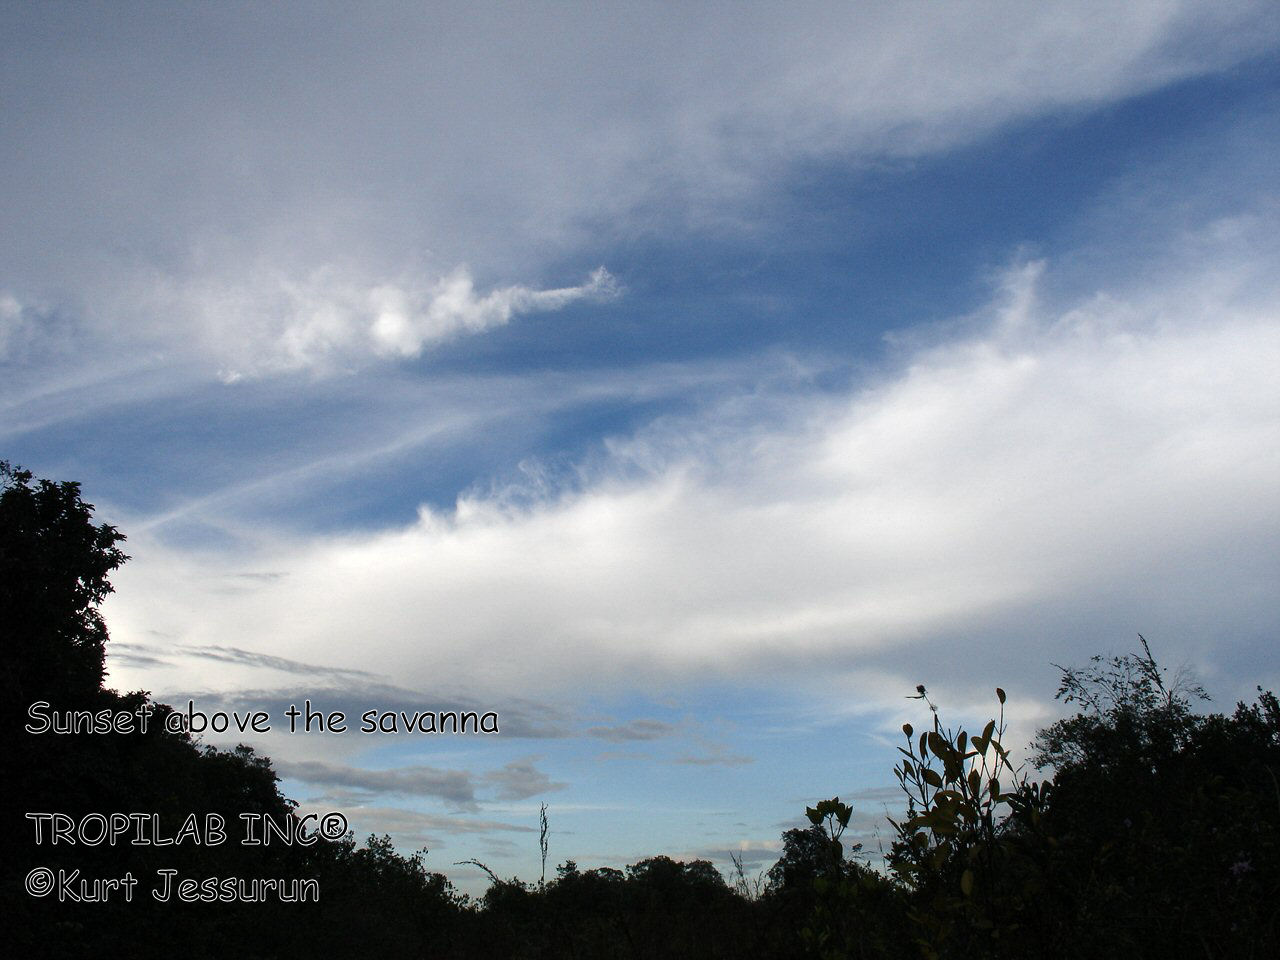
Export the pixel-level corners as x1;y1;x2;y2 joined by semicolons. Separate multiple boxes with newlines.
277;756;569;810
153;265;619;381
587;719;679;743
2;264;619;383
276;759;480;808
112;641;380;681
673;750;755;768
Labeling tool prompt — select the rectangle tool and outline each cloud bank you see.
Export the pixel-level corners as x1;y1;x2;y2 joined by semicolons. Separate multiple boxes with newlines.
105;224;1279;715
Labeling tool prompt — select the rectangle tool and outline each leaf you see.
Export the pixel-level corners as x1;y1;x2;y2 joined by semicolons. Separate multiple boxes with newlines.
960;869;974;897
922;768;943;788
927;731;949;758
903;722;913;737
996;687;1006;704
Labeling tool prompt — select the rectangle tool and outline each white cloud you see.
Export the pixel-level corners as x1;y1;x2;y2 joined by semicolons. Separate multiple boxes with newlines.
369;266;618;359
142;265;618;380
104;227;1280;711
4;1;1276;376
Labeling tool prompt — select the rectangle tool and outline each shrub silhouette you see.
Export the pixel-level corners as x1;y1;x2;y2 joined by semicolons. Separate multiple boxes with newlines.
869;645;1279;959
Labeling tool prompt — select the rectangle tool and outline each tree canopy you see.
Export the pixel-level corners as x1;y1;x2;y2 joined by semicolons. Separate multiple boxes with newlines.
1;461;127;705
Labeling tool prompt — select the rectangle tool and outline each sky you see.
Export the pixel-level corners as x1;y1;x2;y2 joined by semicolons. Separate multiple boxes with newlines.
4;1;1279;892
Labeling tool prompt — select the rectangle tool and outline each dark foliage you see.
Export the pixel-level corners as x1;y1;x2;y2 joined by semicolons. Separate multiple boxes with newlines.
1;461;127;705
873;642;1279;959
1019;641;1279;959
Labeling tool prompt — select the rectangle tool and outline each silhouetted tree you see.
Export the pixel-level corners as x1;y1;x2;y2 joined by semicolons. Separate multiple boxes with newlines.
1;461;127;706
1025;640;1279;959
3;465;465;960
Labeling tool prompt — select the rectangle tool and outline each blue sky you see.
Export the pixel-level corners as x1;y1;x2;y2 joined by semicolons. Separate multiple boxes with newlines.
4;1;1279;891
